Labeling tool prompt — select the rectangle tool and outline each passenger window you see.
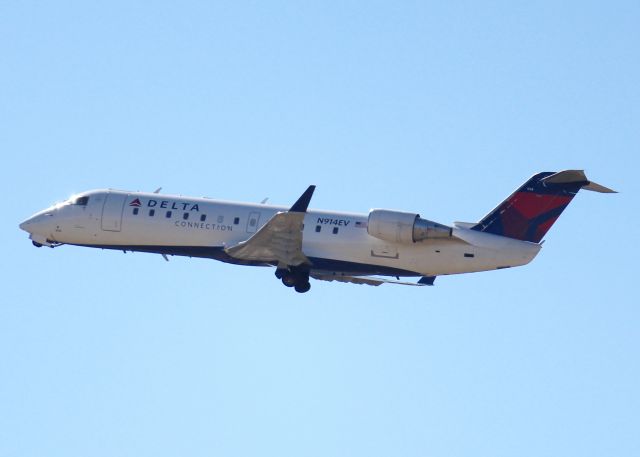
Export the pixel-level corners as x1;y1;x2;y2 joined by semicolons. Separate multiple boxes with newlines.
333;227;338;234
166;211;172;218
132;208;139;215
249;218;256;227
233;217;240;225
217;215;224;223
200;214;206;222
183;212;189;220
315;225;321;233
149;209;155;217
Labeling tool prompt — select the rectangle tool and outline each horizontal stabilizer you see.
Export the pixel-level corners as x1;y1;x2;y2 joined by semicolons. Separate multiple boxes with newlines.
541;170;617;193
582;181;617;193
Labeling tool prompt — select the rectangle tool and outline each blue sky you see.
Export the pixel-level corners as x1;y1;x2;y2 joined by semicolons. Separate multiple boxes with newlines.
1;1;638;456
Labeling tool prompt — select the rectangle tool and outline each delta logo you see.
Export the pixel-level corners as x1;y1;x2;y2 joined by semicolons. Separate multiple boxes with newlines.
128;197;200;212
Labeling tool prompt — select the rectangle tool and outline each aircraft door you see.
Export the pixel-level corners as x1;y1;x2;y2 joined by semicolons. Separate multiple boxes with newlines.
101;192;127;232
246;211;261;233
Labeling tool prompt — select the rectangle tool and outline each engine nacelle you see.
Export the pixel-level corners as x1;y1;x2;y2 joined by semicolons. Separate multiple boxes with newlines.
367;209;452;244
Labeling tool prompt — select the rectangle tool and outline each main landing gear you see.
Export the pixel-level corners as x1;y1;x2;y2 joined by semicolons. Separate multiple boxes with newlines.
275;267;311;293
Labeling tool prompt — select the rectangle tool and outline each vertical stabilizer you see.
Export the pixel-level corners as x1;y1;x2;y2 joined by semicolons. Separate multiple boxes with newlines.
471;170;615;243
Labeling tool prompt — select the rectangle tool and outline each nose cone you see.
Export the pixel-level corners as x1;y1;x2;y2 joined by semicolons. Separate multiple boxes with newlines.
19;216;34;232
19;209;54;234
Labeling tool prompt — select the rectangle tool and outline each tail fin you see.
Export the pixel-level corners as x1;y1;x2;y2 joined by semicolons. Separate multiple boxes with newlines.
472;170;615;243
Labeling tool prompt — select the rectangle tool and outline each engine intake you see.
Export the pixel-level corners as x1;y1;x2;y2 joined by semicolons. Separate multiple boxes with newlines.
367;209;452;244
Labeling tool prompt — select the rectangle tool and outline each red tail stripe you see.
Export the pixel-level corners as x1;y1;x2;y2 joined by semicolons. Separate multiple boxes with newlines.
510;193;572;219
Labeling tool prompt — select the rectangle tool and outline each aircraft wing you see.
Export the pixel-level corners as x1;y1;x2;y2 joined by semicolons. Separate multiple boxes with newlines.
311;273;436;287
224;186;315;267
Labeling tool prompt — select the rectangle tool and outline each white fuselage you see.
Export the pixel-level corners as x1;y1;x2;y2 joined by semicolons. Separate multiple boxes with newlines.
20;189;541;278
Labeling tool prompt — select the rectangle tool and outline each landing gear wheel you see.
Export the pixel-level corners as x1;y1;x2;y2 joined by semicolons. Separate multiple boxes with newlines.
294;282;311;293
32;241;43;248
278;267;311;291
282;274;297;287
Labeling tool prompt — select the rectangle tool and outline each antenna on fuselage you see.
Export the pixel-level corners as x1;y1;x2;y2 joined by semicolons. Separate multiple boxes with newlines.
153;187;162;194
260;197;269;204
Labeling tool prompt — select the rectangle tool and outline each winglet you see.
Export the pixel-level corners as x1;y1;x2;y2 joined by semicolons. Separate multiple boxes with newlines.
418;276;436;286
289;185;316;212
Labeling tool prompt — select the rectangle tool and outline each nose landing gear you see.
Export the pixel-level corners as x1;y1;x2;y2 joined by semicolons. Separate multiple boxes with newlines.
29;235;61;248
275;267;311;293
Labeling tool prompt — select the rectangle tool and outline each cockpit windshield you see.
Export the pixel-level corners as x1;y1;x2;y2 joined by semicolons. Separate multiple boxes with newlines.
70;196;89;206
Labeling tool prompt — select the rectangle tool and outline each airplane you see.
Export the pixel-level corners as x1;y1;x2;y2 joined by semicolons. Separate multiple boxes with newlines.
19;170;615;293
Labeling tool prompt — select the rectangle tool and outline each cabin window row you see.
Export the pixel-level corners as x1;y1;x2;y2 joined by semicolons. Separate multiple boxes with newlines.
131;207;242;225
131;208;338;235
314;225;340;235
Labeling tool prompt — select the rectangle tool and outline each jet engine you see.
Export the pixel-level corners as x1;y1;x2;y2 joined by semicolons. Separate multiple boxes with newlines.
367;209;452;244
